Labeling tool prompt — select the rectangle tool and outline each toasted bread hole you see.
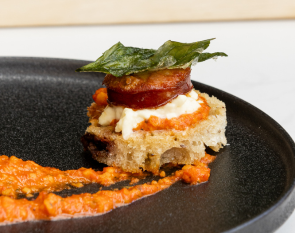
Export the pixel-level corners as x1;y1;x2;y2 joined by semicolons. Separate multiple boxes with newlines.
127;153;133;161
160;147;190;166
192;141;202;146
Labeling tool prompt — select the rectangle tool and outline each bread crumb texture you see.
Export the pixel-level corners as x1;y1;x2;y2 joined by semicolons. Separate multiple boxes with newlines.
84;90;227;173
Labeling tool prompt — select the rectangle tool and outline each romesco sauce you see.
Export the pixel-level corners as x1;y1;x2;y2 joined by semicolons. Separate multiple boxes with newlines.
0;155;144;198
133;96;210;131
0;154;215;224
92;88;108;106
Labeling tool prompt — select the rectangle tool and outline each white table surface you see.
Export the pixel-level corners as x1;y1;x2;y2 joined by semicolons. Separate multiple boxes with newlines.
1;20;295;232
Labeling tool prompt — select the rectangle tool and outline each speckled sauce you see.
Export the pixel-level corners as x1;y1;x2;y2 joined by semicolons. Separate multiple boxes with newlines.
0;154;215;224
133;95;210;132
0;155;145;198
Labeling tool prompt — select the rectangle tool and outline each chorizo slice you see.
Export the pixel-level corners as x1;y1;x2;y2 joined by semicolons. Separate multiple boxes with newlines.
103;68;193;109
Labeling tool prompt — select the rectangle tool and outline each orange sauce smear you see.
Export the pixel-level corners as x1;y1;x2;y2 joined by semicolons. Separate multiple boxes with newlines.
0;155;144;198
0;154;215;224
92;88;108;106
134;96;210;131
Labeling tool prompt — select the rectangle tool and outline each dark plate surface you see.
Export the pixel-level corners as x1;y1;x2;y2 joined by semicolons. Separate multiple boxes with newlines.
0;57;295;233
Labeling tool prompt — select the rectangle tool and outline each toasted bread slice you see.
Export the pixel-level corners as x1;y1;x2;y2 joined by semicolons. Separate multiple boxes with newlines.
81;90;227;173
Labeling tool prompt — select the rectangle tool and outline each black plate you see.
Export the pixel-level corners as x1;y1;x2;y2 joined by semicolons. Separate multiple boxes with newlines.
1;57;295;233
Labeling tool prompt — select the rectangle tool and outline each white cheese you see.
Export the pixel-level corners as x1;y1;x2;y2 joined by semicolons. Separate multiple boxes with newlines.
98;90;202;139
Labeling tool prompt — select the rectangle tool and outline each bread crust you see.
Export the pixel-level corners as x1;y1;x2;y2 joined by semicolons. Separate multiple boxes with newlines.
81;90;227;173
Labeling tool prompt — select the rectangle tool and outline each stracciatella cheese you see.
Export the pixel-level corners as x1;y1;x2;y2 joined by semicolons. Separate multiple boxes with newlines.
99;90;202;139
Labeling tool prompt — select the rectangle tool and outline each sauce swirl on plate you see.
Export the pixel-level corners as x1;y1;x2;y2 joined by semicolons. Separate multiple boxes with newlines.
0;154;215;224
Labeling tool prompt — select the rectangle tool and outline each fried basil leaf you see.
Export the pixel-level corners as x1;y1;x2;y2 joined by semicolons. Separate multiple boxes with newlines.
76;39;227;77
198;52;228;63
76;42;156;77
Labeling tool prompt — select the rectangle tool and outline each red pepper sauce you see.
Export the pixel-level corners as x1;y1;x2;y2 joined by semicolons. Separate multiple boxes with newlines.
0;154;215;224
92;88;108;106
0;155;145;198
133;96;210;131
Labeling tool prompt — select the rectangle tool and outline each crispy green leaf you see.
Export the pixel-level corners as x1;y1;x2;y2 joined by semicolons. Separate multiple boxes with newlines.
198;52;228;63
76;39;227;77
76;42;156;77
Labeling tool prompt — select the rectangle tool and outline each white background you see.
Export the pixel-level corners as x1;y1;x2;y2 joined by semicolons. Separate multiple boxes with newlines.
1;20;295;232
